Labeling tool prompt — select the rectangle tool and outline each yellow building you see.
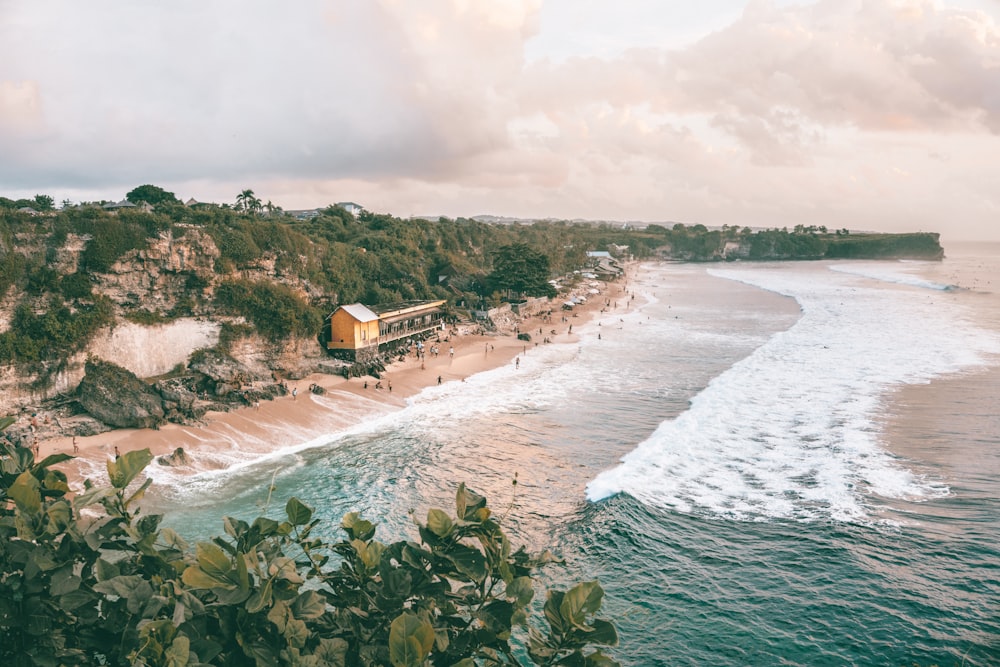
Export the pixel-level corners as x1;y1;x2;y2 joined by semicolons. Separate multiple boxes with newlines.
327;304;381;358
327;300;447;361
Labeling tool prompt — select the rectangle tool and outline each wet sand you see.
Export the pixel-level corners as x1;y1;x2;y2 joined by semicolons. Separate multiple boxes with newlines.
877;245;1000;525
43;275;631;487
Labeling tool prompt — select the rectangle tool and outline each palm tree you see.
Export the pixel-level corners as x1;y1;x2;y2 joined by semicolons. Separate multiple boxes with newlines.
235;189;262;215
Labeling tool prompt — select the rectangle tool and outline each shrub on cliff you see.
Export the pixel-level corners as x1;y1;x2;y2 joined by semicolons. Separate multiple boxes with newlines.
0;437;620;666
215;279;323;343
0;296;114;364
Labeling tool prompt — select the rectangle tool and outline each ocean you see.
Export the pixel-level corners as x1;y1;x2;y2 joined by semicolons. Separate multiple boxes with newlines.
149;243;1000;666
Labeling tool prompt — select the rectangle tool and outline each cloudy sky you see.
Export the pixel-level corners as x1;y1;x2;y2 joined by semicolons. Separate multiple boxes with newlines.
1;0;998;240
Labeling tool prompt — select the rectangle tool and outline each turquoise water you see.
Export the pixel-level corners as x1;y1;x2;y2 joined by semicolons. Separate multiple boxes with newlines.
155;256;1000;666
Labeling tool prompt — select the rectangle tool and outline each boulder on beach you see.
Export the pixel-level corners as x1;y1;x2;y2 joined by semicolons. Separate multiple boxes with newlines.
157;447;190;467
77;359;165;429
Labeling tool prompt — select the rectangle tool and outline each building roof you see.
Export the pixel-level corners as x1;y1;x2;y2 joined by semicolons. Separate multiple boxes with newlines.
338;303;379;322
586;251;612;258
369;299;446;316
104;198;137;209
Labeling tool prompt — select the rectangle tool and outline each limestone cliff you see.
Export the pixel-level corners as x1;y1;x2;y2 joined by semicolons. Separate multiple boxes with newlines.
0;225;341;432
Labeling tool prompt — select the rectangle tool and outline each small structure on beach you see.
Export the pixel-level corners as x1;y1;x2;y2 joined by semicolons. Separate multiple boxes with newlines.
327;299;447;361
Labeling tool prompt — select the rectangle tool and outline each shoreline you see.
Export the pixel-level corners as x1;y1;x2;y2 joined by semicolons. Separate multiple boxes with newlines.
42;273;632;488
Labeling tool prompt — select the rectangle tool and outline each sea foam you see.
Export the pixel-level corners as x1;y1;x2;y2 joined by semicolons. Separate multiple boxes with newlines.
587;263;1000;522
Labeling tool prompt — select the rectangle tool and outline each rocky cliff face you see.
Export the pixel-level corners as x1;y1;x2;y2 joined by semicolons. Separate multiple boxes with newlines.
97;227;220;312
0;226;343;431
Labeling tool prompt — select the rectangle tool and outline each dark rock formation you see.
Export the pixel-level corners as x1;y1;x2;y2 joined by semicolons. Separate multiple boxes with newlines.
188;348;259;387
77;359;165;429
157;447;190;467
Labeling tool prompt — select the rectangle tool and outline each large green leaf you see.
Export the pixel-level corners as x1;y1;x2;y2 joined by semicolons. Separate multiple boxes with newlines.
72;484;115;509
389;612;434;667
559;581;604;630
195;541;233;580
544;590;566;635
290;590;326;620
50;568;81;596
506;576;534;607
181;565;236;591
285;497;313;526
446;543;488;582
93;574;149;599
585;619;619;647
164;634;191;667
35;452;74;469
8;470;41;513
426;508;453;537
455;483;486;521
342;512;376;541
313;638;348;666
106;448;153;490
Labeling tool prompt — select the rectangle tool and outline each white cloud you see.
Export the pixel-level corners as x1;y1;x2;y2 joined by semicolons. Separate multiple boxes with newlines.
0;0;999;239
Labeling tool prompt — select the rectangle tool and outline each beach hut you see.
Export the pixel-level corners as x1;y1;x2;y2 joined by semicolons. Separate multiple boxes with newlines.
327;299;447;361
327;304;381;360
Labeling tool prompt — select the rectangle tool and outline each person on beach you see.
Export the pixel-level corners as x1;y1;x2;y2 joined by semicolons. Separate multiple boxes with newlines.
114;446;120;459
437;375;442;384
292;387;298;401
515;357;520;369
72;436;78;454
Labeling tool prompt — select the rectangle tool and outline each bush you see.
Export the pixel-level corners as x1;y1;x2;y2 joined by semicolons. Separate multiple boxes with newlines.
59;272;93;300
79;216;149;272
0;441;620;666
215;279;322;342
0;296;114;364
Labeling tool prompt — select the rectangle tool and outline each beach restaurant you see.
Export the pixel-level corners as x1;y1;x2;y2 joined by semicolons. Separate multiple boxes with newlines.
327;299;447;361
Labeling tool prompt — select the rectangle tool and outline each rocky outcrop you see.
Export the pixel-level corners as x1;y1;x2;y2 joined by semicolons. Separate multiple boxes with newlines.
157;447;190;467
189;347;263;389
77;359;165;429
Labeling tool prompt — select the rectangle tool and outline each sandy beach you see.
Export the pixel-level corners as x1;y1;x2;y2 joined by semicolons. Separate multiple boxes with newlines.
40;275;631;488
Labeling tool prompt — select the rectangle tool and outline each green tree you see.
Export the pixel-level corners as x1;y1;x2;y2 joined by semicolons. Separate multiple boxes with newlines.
126;184;180;207
236;189;263;215
32;194;55;211
485;243;556;299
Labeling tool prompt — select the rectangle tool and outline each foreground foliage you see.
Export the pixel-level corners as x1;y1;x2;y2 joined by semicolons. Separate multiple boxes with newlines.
0;433;619;666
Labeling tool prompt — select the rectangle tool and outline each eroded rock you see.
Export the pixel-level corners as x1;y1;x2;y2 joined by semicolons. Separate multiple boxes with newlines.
77;359;165;429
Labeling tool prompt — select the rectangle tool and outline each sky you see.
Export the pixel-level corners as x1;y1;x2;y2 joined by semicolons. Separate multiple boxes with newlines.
1;0;999;241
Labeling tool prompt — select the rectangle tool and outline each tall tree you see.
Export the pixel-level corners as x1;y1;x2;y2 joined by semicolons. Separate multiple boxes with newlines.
32;194;55;211
485;242;556;298
126;184;179;206
235;188;262;215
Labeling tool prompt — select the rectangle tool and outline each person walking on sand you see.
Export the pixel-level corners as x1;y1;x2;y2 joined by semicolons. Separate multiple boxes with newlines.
437;375;442;384
449;346;454;359
114;446;120;460
515;357;520;369
72;436;79;454
292;387;298;400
